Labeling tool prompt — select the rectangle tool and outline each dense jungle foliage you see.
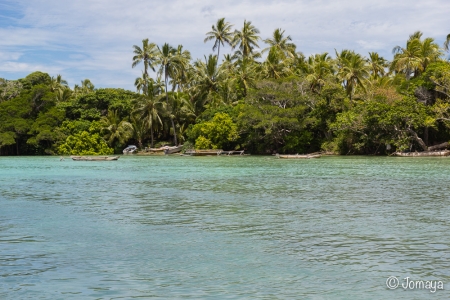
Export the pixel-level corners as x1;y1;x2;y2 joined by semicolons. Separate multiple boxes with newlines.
1;19;450;155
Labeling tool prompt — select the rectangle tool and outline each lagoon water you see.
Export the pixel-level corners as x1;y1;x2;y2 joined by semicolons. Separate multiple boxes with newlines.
0;156;449;299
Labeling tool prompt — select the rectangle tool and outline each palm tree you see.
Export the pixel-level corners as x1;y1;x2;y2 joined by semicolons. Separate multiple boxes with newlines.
191;55;231;110
50;74;68;92
444;34;450;51
391;31;442;79
232;58;258;97
130;115;147;149
134;72;149;93
133;80;165;148
263;28;296;58
291;51;308;75
55;88;72;102
305;53;334;93
261;48;291;79
335;50;370;100
366;52;388;79
170;45;192;92
74;79;95;96
132;39;158;80
100;110;133;150
169;92;196;131
204;18;233;64
231;20;261;58
156;43;187;145
191;54;223;109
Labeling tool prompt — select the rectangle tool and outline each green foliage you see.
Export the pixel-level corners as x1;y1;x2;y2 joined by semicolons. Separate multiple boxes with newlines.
2;31;450;156
189;112;239;149
20;71;51;89
0;79;23;101
330;96;431;153
100;110;133;151
424;61;450;99
194;135;214;149
58;131;113;155
238;79;315;153
66;88;136;121
0;132;16;147
27;107;66;154
59;119;93;136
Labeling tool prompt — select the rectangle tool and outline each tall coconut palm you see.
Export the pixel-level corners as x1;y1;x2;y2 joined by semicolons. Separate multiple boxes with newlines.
335;50;370;100
156;43;186;145
132;39;158;80
391;31;442;79
192;55;221;99
366;52;388;79
170;45;192;92
231;20;261;58
305;53;334;93
204;18;233;64
263;28;296;58
419;37;443;71
191;54;228;111
133;81;165;148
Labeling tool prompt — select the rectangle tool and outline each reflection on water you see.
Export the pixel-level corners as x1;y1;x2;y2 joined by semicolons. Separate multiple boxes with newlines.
0;156;449;299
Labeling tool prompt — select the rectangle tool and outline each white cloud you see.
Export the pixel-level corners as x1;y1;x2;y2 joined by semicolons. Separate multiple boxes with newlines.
0;61;62;73
1;0;449;89
0;51;23;61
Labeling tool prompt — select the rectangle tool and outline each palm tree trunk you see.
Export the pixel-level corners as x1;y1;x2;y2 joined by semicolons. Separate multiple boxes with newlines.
144;62;148;92
165;72;178;145
150;125;154;148
170;118;177;145
217;44;220;66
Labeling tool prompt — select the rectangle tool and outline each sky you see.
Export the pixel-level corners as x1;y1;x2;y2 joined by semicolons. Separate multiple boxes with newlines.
1;0;449;91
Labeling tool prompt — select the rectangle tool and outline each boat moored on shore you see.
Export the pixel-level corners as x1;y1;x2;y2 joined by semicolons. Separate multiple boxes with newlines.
164;145;183;154
123;145;137;155
184;149;223;156
276;153;321;159
393;150;450;157
71;156;120;161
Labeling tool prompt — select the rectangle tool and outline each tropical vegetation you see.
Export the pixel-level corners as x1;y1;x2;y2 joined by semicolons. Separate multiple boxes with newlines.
1;20;450;155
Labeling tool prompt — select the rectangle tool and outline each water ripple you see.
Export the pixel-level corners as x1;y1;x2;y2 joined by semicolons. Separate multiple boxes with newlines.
0;156;449;298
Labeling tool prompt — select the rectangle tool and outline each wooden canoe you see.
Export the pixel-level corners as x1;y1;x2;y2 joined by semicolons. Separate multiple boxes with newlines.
184;149;222;156
393;150;450;157
145;147;165;153
276;154;321;159
71;156;120;161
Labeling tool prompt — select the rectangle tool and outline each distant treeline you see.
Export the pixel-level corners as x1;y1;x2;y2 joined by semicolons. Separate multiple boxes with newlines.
1;19;450;155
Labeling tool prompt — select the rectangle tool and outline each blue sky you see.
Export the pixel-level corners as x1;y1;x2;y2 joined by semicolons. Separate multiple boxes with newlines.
1;0;449;91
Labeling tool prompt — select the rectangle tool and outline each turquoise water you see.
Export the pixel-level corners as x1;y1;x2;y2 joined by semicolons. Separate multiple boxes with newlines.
0;156;449;299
